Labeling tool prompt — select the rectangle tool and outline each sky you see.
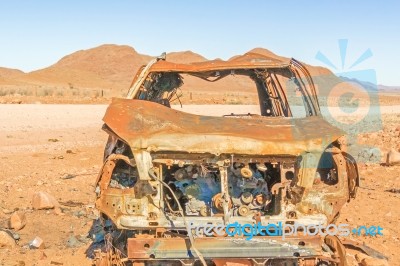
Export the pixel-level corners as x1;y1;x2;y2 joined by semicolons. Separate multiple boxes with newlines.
0;1;399;85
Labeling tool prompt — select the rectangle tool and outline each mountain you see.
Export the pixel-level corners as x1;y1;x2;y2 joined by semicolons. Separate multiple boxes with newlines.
12;45;209;91
2;44;395;102
378;85;400;92
247;47;332;76
0;67;25;85
19;44;150;90
166;51;207;63
0;67;24;78
246;47;285;61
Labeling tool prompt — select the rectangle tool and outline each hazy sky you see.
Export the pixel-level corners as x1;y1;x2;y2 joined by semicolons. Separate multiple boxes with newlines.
0;1;399;85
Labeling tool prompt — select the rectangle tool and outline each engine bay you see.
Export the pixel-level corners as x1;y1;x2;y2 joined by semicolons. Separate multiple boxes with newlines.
162;161;286;217
105;151;297;219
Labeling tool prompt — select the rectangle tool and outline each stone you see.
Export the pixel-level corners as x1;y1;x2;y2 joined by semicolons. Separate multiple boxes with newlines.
32;192;59;210
11;232;20;240
66;235;83;248
2;208;13;214
356;253;389;266
0;230;16;249
8;211;26;231
29;236;45;249
360;257;389;266
72;210;86;218
386;148;400;166
53;207;63;215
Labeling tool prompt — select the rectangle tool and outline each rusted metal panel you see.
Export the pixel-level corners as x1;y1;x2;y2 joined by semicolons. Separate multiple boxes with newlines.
103;98;343;156
127;235;323;260
147;52;291;73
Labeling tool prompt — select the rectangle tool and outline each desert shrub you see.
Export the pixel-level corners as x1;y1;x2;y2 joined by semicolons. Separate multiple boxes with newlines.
37;87;54;96
0;88;8;96
17;88;31;96
55;89;64;96
71;89;80;96
93;90;101;98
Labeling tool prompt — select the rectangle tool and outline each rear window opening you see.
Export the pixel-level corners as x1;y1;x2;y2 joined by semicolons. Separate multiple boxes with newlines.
135;69;311;118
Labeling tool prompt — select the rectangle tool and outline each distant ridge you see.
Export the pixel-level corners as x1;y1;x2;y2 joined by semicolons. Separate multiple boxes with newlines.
0;44;395;93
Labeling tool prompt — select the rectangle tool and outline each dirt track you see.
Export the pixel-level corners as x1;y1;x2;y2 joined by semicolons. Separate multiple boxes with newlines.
0;104;399;265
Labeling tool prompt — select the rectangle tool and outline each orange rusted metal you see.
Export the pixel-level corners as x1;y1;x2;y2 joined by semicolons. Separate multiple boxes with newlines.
94;51;361;265
146;52;290;73
103;98;343;155
127;235;323;260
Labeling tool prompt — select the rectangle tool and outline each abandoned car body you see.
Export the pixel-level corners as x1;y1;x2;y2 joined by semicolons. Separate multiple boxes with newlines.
93;52;360;265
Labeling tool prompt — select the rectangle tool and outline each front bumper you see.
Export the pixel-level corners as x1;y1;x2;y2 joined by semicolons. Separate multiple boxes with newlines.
127;235;323;260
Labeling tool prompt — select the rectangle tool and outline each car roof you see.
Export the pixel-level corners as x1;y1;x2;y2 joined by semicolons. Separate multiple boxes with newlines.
148;52;291;73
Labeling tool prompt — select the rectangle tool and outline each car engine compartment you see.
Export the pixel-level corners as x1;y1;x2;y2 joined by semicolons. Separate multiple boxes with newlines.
158;157;295;218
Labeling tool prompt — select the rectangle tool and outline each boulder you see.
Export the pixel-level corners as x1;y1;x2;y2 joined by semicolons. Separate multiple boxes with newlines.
32;192;59;210
386;148;400;166
66;235;84;248
8;211;26;231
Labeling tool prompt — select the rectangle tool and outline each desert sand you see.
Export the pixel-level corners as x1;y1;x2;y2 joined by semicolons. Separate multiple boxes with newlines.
0;104;399;265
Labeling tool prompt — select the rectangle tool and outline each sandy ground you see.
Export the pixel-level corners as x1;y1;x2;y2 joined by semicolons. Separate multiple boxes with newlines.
0;104;399;265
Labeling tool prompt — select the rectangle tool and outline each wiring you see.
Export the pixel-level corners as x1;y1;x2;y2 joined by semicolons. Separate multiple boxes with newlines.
148;169;207;266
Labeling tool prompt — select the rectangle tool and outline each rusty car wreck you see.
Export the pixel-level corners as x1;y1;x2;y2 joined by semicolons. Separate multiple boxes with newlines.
93;52;362;265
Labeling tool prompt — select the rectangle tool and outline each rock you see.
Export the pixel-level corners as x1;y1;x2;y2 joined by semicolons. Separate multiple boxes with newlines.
386;148;400;166
53;207;63;215
29;236;45;249
0;230;16;249
66;235;83;248
32;192;59;210
358;148;381;163
11;231;20;241
356;253;389;266
8;211;27;231
2;208;13;214
40;251;47;260
355;252;369;262
360;257;389;266
76;234;91;244
72;210;86;218
61;174;75;179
